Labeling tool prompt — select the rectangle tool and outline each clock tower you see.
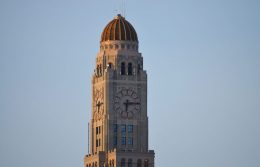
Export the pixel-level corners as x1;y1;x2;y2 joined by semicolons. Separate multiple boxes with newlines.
84;14;155;167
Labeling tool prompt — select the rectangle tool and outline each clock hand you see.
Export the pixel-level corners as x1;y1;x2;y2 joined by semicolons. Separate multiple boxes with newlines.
123;99;140;112
123;99;130;111
128;102;140;105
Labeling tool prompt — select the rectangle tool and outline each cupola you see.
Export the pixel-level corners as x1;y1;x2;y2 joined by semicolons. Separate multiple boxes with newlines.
101;14;138;42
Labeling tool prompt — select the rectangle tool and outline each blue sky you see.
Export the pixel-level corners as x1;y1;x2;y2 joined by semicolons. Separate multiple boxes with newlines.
1;0;260;167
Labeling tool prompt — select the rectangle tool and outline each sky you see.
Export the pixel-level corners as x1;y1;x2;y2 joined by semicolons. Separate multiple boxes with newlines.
0;0;260;167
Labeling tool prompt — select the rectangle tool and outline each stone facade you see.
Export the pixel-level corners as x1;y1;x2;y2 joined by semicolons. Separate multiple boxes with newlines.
84;15;155;167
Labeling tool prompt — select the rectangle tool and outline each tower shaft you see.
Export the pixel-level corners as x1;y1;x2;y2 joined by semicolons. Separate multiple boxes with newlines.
84;15;155;167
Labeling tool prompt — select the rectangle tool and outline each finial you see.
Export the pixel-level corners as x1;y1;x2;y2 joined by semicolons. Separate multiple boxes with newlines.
113;0;126;18
114;14;125;19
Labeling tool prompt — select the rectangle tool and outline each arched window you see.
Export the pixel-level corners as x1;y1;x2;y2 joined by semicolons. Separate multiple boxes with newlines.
128;159;133;167
144;159;149;167
86;164;88;167
121;62;126;75
99;64;102;76
128;63;132;75
108;62;112;69
137;159;142;167
97;65;100;76
112;160;114;167
94;162;97;167
121;158;126;167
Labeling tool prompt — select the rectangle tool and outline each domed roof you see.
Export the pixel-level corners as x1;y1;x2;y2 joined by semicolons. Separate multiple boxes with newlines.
101;14;138;42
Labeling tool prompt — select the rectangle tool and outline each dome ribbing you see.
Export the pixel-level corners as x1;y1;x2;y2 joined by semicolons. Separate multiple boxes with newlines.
101;14;138;42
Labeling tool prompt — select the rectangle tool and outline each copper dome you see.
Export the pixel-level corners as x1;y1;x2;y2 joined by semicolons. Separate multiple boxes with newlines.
101;14;138;42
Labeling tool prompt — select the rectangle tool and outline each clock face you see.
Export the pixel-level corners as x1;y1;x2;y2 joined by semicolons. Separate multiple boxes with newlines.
94;88;104;120
114;87;141;119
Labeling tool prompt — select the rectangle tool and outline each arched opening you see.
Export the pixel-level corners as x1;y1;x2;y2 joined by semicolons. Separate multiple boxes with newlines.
128;63;132;75
108;62;112;69
97;65;100;76
121;62;126;75
112;160;114;167
99;64;102;76
144;159;149;167
137;159;142;167
121;158;126;167
128;159;133;167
